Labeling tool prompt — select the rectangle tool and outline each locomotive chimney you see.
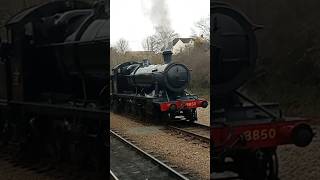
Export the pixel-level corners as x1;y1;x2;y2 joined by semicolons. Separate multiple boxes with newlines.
142;59;151;67
163;50;173;64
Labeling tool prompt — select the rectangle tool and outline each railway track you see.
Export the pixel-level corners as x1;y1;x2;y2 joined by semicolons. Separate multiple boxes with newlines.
0;144;106;180
110;130;189;180
114;112;210;144
110;170;119;180
167;121;210;143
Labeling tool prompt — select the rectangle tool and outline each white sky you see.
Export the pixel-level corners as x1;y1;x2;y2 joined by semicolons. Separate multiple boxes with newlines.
110;0;209;51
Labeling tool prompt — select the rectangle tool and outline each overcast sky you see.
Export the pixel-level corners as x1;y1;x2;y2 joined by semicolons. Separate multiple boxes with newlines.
110;0;209;51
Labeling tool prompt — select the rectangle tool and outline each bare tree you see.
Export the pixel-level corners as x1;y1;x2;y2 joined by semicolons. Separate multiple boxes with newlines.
151;26;178;53
142;36;157;52
194;16;210;41
115;38;130;54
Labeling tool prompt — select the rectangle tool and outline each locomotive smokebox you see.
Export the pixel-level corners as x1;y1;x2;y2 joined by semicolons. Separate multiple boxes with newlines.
163;50;173;64
212;4;258;96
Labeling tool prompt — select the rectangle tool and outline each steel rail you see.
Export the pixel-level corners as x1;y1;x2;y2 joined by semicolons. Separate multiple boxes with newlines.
167;122;210;143
110;170;119;180
110;130;189;180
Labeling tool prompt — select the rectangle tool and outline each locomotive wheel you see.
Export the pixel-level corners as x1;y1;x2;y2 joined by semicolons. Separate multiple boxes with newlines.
130;103;136;116
0;110;9;145
185;109;197;122
124;100;131;115
167;112;175;121
0;110;3;143
19;116;50;161
235;149;279;180
112;98;121;113
0;119;12;146
136;104;145;120
111;100;117;112
152;109;160;121
152;107;164;121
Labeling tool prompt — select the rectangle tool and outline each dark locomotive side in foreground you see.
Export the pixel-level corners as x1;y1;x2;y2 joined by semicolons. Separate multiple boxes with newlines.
0;0;109;176
111;50;208;121
212;1;314;180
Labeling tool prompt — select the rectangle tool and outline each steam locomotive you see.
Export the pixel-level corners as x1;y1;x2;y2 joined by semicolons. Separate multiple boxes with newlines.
212;2;314;179
111;50;208;121
0;0;109;174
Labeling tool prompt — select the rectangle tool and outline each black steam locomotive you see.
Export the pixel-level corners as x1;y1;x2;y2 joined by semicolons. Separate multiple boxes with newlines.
212;1;313;180
0;0;109;173
111;50;208;121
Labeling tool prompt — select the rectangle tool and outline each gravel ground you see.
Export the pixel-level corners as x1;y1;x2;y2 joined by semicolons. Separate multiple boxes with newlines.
110;113;210;179
278;123;320;180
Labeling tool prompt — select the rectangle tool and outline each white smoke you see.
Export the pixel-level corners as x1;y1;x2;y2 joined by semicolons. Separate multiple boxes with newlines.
141;0;171;29
141;0;178;51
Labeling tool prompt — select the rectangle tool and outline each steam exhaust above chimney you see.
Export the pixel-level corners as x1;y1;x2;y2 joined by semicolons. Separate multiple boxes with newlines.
162;50;173;64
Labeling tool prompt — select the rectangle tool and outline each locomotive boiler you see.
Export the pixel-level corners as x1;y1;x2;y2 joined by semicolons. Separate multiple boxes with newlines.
0;0;109;175
2;0;109;102
212;1;313;180
111;51;208;121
